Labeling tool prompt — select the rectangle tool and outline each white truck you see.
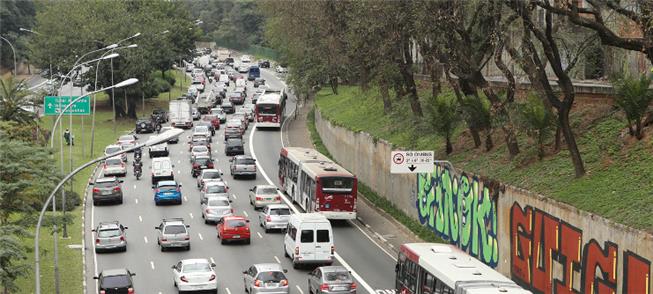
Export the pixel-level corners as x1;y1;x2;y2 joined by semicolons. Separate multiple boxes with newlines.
169;100;193;129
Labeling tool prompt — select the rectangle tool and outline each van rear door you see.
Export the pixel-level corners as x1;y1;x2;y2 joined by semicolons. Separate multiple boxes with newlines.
298;223;316;261
314;222;333;262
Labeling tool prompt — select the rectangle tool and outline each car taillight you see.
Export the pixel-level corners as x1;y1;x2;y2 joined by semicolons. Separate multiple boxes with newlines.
100;290;106;294
127;288;134;294
294;247;299;255
256;196;262;201
208;163;214;168
257;117;262;122
331;245;335;254
176;187;181;192
161;238;167;241
95;238;100;244
205;209;213;214
281;279;288;286
121;162;125;168
351;282;357;289
209;274;216;281
275;196;281;201
103;164;107;169
155;189;160;193
120;236;125;241
184;236;190;240
230;208;234;213
266;216;272;222
92;188;100;193
113;187;121;192
254;280;261;287
180;276;188;283
320;284;329;291
193;163;199;168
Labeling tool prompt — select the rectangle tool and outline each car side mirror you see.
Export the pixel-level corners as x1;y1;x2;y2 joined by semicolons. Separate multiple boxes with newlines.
91;229;96;232
154;226;159;230
130;273;136;276
172;164;175;168
88;182;94;185
283;269;288;273
242;270;247;274
395;264;399;273
246;220;250;223
123;227;128;230
119;180;124;183
229;200;233;203
178;184;182;187
171;265;176;270
151;184;156;189
186;225;190;228
93;276;99;280
211;263;216;267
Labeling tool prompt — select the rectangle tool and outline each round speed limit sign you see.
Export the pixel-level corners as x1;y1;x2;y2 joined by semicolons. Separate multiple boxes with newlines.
393;153;405;165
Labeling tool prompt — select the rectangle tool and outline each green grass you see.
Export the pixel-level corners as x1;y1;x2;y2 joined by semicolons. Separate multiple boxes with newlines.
315;85;653;232
307;108;443;242
16;69;186;293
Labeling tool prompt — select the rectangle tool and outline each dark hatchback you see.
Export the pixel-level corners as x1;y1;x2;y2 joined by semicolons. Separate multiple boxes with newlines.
191;155;214;177
135;118;155;134
151;108;168;124
222;102;235;114
225;138;245;156
91;177;124;205
259;60;270;68
94;268;135;294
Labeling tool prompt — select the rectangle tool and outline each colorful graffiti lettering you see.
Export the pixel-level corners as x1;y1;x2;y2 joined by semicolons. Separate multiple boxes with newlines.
510;202;651;294
416;165;499;267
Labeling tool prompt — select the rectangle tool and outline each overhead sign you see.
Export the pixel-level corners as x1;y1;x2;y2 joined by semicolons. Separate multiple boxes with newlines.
390;150;434;173
43;96;90;116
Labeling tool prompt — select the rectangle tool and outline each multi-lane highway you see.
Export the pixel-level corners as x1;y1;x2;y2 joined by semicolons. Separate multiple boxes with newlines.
84;55;398;294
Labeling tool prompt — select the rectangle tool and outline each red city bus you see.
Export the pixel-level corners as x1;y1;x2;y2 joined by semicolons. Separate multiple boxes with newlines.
278;147;357;220
255;91;286;129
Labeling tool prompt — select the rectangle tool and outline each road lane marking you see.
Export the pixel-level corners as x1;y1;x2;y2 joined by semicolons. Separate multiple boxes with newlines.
257;232;263;239
225;288;231;294
177;170;181;174
184;196;188;202
180;151;183;154
274;256;281;264
138;215;142;222
232;194;237;199
144;236;148;244
210;257;215;264
178;160;181;164
250;126;377;294
198;233;204;240
243;210;248;217
296;285;304;294
189;212;194;219
150;261;155;270
133;184;136;189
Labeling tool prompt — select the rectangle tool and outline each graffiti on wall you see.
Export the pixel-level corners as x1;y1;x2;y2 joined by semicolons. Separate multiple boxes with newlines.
510;202;651;294
416;165;500;267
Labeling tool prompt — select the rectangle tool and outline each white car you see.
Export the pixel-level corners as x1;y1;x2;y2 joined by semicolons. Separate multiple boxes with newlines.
201;196;233;224
190;146;210;161
193;125;212;139
200;182;229;204
104;144;127;162
275;65;287;73
172;259;218;292
249;185;281;209
117;134;138;151
148;137;168;158
197;169;225;190
102;156;127;177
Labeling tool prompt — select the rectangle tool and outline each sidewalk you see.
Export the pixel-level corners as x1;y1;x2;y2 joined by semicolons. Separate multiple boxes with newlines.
284;98;423;255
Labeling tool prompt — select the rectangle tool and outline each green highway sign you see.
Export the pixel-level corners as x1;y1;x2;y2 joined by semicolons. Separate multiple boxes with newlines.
43;96;91;116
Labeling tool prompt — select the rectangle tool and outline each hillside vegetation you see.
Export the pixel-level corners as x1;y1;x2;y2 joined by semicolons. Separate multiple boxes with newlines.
315;85;653;232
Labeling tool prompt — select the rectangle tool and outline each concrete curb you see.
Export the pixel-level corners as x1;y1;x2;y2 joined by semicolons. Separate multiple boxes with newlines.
356;191;423;245
81;163;100;294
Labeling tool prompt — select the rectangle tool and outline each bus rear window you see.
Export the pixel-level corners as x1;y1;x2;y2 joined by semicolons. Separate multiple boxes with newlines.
257;104;277;115
321;177;354;193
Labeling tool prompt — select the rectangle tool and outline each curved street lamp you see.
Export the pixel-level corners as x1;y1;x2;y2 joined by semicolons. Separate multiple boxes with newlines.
0;36;17;76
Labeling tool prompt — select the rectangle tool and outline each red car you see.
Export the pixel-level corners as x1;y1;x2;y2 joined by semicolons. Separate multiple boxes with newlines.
202;115;220;130
217;216;250;245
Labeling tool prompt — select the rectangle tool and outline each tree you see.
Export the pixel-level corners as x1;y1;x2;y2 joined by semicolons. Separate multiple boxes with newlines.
0;0;36;72
425;92;461;154
460;94;494;151
0;77;37;124
0;225;30;294
517;93;556;159
612;73;653;139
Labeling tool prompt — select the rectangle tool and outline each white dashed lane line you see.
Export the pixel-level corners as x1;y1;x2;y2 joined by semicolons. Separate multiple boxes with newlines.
150;261;155;270
143;236;148;244
296;285;304;294
198;233;203;240
257;232;263;239
210;257;215;264
274;256;281;264
225;288;231;294
138;215;142;222
189;212;194;219
135;198;139;204
243;211;248;217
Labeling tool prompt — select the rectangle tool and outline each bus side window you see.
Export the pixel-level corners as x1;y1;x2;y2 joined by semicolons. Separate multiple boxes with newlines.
422;272;435;294
309;179;316;201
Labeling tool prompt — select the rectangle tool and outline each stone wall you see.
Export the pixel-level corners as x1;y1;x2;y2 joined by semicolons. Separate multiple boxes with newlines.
315;109;653;293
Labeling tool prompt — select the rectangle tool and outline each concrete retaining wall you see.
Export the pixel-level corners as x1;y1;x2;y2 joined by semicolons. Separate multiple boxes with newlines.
315;109;653;293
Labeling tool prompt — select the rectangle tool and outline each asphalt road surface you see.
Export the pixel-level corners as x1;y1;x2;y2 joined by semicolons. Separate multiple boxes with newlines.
85;55;398;294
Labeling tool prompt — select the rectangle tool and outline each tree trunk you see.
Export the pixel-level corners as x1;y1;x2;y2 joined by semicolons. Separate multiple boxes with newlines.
445;134;453;155
504;127;520;157
430;62;442;98
379;80;392;114
554;126;562;151
398;37;423;117
127;96;137;119
485;132;493;151
330;77;338;95
470;127;482;148
559;107;586;177
635;118;643;140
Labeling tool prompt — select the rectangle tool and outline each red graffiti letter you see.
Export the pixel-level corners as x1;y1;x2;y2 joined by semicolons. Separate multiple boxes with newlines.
510;203;533;286
555;222;582;294
582;240;617;294
531;210;559;294
623;251;651;294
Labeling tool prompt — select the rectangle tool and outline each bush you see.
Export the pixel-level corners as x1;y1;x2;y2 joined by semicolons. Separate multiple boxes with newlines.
516;93;556;159
611;74;653;139
36;189;81;212
153;77;171;93
163;71;176;87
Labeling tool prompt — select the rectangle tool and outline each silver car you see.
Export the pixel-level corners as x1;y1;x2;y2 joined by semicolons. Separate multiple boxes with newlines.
93;221;127;253
308;266;357;294
200;182;229;204
243;263;289;294
104;144;127;162
117;134;138;151
197;169;225;190
230;155;257;178
201;196;233;224
191;145;211;161
249;185;281;209
155;218;191;251
258;204;291;233
102;156;127;177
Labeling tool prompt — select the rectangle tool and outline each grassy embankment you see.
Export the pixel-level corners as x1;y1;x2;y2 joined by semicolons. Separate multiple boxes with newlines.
16;69;187;293
314;85;653;232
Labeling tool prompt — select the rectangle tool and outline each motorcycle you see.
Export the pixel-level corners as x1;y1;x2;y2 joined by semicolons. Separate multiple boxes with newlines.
133;160;143;180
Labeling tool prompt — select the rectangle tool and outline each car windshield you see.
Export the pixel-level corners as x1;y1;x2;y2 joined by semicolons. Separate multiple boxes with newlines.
229;92;242;98
193;146;208;153
98;228;120;238
195;158;210;165
236;158;255;165
226;219;246;228
95;180;117;188
195;126;208;132
163;225;186;234
158;184;177;191
324;271;352;282
321;177;354;193
270;208;291;216
105;146;121;154
106;158;122;166
119;135;133;141
258;187;277;195
256;271;286;283
182;263;211;273
102;275;130;288
208;198;230;206
227;139;242;145
153;160;171;170
204;171;221;179
206;185;226;193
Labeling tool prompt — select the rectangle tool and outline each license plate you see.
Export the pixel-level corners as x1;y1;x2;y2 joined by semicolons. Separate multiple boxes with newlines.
200;165;207;168
233;235;240;239
102;191;112;195
333;286;347;291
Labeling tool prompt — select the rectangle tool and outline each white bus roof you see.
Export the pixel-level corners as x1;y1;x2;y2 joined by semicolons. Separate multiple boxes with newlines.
290;213;329;222
282;147;331;164
302;160;354;179
402;243;530;293
256;93;283;105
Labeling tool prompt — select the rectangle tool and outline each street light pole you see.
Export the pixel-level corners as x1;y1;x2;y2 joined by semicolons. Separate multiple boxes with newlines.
0;36;17;77
34;129;182;294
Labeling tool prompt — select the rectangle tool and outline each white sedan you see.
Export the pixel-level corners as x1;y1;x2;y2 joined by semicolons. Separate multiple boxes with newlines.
117;134;138;151
190;146;211;162
172;259;218;292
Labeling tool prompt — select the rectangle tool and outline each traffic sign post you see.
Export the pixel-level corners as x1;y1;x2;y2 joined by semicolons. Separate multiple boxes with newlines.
43;96;91;116
390;150;434;173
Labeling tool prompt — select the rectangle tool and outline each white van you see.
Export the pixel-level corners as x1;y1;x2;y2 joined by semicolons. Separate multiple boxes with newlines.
235;78;246;88
283;213;334;268
151;157;174;185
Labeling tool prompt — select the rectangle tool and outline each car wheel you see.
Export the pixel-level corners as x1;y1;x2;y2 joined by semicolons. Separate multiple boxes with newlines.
245;239;251;245
93;200;98;206
118;198;123;204
186;244;191;251
220;238;226;245
160;246;166;252
265;228;269;233
284;246;289;258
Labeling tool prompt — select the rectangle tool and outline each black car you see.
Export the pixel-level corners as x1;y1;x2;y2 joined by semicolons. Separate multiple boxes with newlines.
222;102;235;114
253;78;266;88
259;60;270;68
135;118;155;134
151;108;168;124
94;268;135;294
225;138;245;156
191;156;214;177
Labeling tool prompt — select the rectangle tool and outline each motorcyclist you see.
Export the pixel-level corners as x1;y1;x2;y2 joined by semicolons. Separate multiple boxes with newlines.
134;147;142;161
155;123;162;134
133;157;143;179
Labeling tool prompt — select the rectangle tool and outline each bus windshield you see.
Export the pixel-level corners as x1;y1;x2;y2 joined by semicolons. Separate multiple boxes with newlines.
321;177;354;193
257;104;278;115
